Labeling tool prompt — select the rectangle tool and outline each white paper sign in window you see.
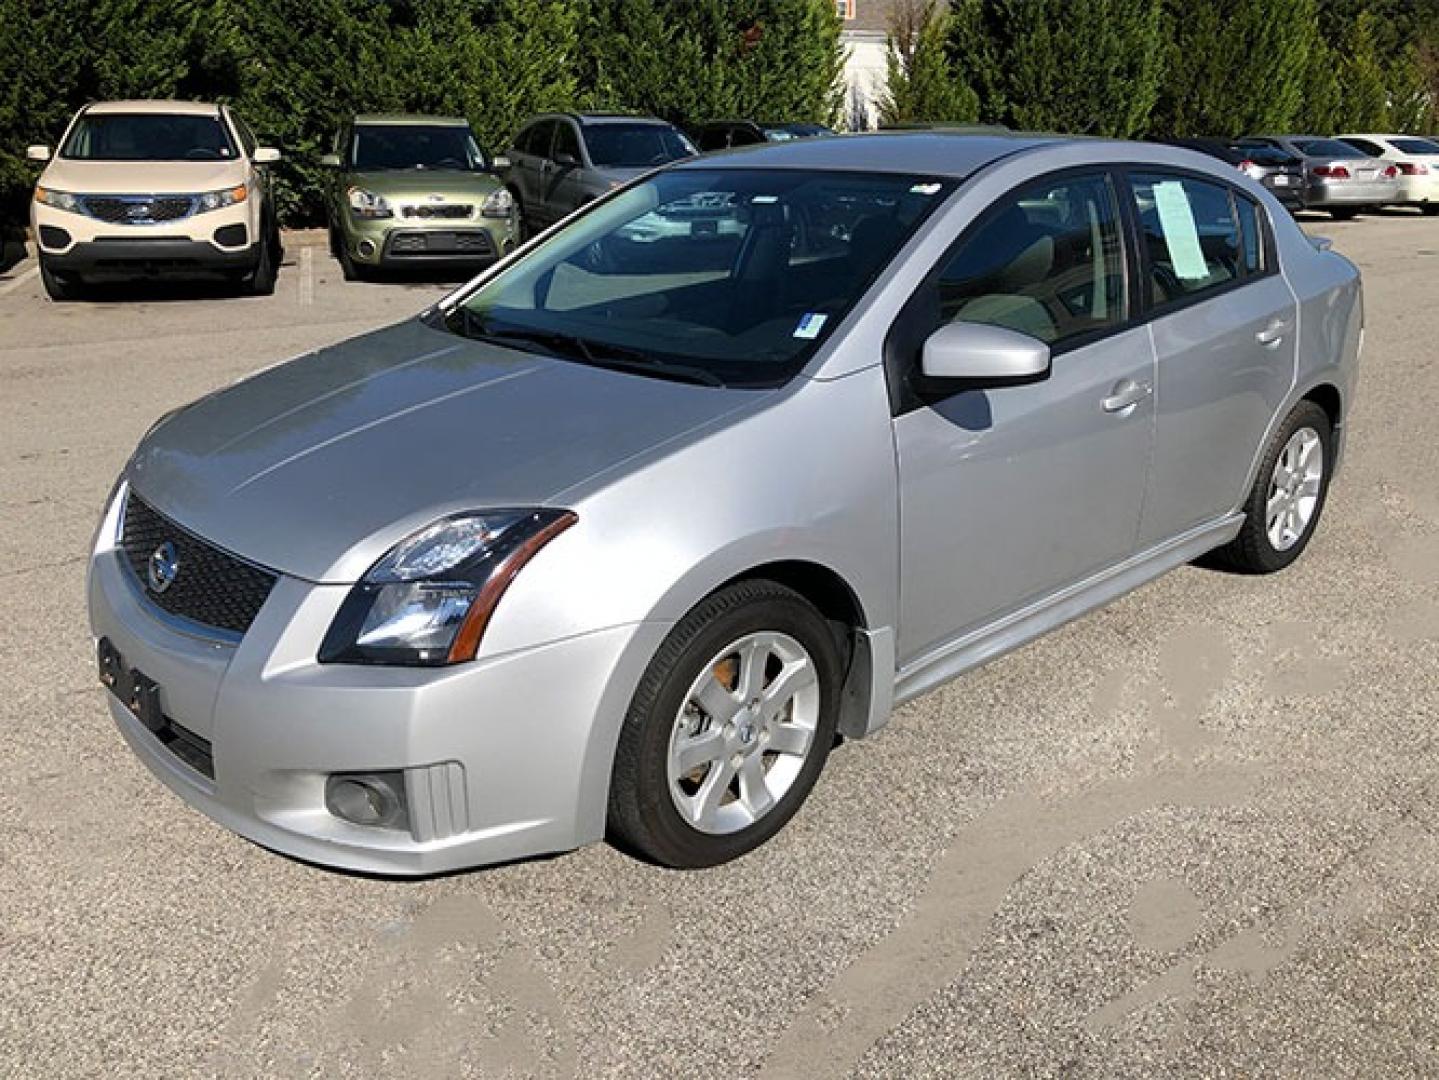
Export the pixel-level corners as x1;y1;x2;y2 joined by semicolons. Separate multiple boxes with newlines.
1152;181;1210;281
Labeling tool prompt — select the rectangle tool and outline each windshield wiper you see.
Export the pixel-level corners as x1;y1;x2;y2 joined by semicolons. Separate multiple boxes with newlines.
467;324;725;387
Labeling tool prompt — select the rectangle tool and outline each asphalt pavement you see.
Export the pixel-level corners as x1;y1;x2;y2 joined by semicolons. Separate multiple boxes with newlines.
1;218;1436;1078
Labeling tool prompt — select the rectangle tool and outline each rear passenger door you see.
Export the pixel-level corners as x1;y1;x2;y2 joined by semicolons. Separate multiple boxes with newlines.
1127;170;1297;546
891;170;1156;664
510;121;553;218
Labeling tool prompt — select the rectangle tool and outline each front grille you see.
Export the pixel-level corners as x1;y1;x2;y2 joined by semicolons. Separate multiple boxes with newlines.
120;493;277;637
401;204;473;219
386;230;495;257
82;195;195;225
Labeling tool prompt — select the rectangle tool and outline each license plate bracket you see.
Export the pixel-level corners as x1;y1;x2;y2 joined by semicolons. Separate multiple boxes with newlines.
98;637;165;734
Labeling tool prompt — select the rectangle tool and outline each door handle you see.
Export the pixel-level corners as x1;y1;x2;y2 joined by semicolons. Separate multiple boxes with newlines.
1102;379;1152;414
1256;319;1291;347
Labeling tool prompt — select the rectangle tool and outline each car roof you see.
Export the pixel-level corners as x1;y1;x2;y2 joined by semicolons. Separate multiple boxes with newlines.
85;100;221;116
353;114;469;126
682;131;1062;177
565;113;672;126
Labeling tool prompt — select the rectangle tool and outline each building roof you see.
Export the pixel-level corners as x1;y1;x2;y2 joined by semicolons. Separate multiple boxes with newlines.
843;0;901;34
86;100;220;116
687;130;1062;177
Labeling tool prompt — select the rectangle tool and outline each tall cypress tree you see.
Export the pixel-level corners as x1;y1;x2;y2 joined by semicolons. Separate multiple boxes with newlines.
1153;0;1317;137
878;0;979;126
1336;7;1393;129
951;0;1166;137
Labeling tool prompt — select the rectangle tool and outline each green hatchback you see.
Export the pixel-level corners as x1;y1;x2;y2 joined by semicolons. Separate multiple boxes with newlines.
321;115;518;279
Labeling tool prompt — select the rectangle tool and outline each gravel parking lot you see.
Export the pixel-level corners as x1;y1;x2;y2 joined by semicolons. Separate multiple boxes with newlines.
2;216;1437;1079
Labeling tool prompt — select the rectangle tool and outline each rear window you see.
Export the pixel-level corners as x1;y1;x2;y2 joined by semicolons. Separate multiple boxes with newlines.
61;113;236;161
1391;138;1439;155
1293;139;1365;158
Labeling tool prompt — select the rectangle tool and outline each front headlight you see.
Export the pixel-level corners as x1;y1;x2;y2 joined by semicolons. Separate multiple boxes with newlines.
480;188;515;220
348;187;393;220
34;187;82;213
318;509;576;666
196;184;247;213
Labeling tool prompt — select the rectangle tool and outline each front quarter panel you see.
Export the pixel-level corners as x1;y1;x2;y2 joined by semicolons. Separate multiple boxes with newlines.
480;367;900;660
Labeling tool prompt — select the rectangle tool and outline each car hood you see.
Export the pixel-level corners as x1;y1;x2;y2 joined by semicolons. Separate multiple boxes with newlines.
38;158;246;195
345;168;503;200
127;318;763;583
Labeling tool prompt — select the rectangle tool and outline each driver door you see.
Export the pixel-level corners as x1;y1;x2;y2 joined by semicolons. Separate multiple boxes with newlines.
891;170;1156;665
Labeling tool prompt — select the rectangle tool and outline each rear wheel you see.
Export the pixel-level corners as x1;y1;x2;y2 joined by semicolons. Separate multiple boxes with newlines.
608;579;843;868
1422;203;1439;217
1329;207;1360;221
1210;400;1333;574
39;258;83;301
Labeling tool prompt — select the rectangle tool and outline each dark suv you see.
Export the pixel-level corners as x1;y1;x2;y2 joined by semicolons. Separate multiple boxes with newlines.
502;113;695;234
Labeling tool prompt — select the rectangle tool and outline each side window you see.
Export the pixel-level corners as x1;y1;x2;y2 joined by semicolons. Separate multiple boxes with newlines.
1130;172;1242;306
697;126;729;152
934;172;1127;346
1234;193;1265;277
527;121;556;158
554;121;582;164
1344;137;1382;157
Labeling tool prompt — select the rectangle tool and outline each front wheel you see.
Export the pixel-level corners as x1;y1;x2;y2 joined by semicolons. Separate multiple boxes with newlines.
1422;204;1439;217
245;229;278;295
1211;401;1333;574
608;579;843;868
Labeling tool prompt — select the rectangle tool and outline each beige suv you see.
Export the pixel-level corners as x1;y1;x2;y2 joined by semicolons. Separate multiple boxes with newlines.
28;100;282;300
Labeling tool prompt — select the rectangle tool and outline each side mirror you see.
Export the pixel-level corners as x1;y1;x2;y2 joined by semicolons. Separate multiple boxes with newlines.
920;321;1051;385
26;145;51;162
254;146;282;164
317;152;341;168
553;151;579;169
491;154;511;170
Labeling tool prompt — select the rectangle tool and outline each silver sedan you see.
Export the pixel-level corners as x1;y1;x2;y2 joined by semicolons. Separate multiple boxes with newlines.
88;133;1362;874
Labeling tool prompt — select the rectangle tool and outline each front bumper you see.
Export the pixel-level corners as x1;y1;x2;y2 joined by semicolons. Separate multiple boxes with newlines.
343;214;517;268
33;199;257;277
42;238;258;276
87;496;667;875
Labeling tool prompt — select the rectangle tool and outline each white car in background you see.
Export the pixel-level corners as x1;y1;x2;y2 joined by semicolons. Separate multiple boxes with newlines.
28;100;283;300
1339;133;1439;215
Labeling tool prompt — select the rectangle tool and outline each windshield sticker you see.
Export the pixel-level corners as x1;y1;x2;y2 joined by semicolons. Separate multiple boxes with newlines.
794;313;828;339
1152;181;1209;281
752;195;779;204
910;182;943;195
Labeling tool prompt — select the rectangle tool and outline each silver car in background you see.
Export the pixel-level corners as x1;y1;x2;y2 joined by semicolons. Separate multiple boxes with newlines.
1240;134;1399;218
89;134;1362;874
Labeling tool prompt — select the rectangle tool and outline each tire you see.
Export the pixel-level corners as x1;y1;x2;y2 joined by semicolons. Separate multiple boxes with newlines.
1329;207;1360;221
608;579;844;868
1422;204;1439;217
245;228;278;295
337;236;366;282
507;188;531;242
40;258;81;302
1210;400;1333;574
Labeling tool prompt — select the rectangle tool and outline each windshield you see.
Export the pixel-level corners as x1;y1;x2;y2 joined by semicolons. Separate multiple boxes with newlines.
350;124;488;171
1392;137;1439;155
584;124;696;168
1294;139;1365;159
762;124;833;141
446;168;952;387
61;114;237;161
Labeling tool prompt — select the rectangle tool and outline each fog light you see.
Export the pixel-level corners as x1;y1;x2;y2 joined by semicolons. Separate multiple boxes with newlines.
357;239;377;259
325;771;408;831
